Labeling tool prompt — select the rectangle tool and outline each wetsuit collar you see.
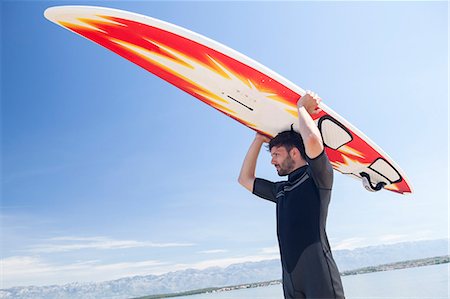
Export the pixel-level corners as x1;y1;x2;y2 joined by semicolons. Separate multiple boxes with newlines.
288;165;308;182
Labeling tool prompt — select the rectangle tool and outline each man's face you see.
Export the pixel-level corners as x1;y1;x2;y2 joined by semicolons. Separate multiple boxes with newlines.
270;146;295;176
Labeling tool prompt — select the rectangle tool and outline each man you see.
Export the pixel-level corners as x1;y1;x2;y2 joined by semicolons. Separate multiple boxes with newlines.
238;91;345;299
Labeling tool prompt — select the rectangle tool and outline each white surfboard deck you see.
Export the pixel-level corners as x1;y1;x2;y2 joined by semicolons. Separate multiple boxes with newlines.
44;6;413;194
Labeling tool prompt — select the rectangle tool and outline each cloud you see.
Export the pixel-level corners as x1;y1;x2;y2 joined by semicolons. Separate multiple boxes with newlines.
3;237;282;288
378;231;435;243
197;249;228;254
379;234;409;243
333;237;368;250
24;236;195;253
332;231;437;250
260;246;279;255
1;255;167;288
1;251;281;288
1;256;50;276
2;235;197;287
172;253;280;271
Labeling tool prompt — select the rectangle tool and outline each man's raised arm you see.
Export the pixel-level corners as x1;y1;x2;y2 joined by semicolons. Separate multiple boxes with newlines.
297;91;324;159
238;133;270;192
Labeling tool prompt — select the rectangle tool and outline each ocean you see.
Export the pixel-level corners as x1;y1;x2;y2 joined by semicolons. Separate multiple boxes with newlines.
173;263;448;299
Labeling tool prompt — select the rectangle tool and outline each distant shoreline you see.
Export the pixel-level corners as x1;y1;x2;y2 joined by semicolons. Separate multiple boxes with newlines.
341;255;449;276
134;255;449;299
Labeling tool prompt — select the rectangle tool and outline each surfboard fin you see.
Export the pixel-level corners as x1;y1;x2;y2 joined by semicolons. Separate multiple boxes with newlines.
360;172;386;192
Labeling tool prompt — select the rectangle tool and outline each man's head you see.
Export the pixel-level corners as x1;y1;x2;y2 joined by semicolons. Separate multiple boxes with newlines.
269;130;306;176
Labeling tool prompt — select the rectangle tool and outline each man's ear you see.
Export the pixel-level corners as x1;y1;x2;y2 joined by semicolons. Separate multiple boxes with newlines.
289;147;300;159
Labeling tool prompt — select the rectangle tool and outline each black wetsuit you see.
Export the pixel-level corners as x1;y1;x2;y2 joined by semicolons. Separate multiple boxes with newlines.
253;151;345;299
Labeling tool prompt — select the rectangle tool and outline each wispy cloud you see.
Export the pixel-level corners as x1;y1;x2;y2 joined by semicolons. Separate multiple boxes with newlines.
172;253;280;271
197;249;228;254
333;237;368;250
377;231;438;244
1;250;280;288
1;255;167;288
332;231;437;250
24;236;195;253
379;234;409;243
260;246;279;255
2;237;282;288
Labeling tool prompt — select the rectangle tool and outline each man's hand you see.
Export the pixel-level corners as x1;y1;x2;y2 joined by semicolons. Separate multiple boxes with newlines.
255;132;270;144
297;90;323;115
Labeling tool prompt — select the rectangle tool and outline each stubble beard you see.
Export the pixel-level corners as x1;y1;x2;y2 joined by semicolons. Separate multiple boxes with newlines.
276;155;295;176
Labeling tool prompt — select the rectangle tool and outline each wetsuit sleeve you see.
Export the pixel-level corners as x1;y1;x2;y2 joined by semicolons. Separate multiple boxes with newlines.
306;150;333;190
253;178;279;203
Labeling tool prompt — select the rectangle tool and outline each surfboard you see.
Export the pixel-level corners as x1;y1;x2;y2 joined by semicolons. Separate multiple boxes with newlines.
44;6;412;195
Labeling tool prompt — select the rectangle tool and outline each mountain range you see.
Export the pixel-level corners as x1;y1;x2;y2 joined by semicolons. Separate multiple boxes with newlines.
1;239;448;299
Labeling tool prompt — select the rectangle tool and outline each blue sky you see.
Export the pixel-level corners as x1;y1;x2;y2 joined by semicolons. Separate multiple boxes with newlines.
1;1;448;288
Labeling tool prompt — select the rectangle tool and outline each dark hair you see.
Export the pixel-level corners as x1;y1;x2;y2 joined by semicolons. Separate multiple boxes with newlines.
268;129;306;159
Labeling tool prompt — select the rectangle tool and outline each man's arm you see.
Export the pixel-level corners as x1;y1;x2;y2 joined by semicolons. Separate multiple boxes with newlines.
238;133;270;192
297;91;324;159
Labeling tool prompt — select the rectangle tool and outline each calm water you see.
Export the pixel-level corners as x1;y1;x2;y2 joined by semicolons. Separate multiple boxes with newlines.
174;263;448;299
